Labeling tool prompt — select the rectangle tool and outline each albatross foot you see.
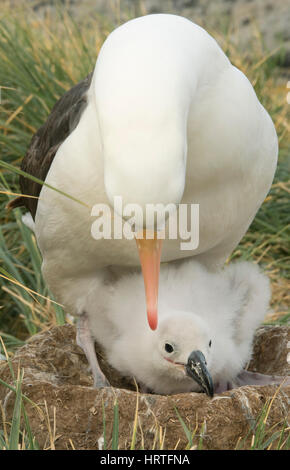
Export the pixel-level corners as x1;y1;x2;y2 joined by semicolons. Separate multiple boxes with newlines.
214;370;289;393
235;370;290;388
93;376;110;389
76;313;110;389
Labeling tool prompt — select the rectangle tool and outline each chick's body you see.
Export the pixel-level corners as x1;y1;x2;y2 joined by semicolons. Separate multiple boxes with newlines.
87;260;270;394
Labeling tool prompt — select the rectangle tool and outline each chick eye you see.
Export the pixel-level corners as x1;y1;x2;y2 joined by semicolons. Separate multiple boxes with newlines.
209;340;212;348
165;343;174;353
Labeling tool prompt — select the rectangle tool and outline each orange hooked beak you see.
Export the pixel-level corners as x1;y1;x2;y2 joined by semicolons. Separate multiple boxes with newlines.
135;231;163;330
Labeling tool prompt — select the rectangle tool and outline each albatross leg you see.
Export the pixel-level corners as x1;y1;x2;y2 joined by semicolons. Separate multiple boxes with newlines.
76;313;110;388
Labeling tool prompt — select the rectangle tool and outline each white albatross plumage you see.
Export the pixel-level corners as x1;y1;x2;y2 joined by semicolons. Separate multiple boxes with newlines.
86;259;288;395
21;14;278;388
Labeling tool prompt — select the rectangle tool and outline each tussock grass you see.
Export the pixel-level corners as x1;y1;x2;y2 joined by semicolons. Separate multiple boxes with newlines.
0;1;289;451
0;336;40;449
0;4;101;349
235;383;290;450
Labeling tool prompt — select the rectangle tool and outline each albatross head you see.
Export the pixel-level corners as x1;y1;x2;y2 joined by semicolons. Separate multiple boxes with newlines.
94;19;189;331
151;311;214;396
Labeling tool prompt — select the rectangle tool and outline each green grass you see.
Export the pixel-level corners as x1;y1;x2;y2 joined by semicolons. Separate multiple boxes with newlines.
0;369;39;450
175;397;290;450
0;0;289;451
0;337;40;449
236;389;290;450
0;4;100;350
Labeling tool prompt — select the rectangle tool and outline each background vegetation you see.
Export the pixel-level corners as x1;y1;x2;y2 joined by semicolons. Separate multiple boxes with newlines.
0;0;289;450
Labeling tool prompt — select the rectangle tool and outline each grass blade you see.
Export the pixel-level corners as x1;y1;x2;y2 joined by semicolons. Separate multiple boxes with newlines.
8;369;23;450
111;399;119;450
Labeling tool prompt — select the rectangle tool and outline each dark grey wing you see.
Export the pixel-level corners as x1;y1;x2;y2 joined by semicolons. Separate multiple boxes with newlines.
14;72;93;219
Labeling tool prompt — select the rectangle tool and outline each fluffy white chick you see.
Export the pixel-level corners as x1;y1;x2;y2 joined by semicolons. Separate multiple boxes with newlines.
85;259;282;395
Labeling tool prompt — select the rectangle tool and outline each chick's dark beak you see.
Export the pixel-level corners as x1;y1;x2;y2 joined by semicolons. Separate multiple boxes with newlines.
186;350;214;398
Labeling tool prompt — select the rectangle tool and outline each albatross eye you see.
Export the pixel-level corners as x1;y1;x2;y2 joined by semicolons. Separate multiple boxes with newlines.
209;340;212;348
165;343;174;353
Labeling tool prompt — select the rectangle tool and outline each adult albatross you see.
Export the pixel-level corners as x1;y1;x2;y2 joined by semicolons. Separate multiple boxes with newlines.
13;14;278;388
